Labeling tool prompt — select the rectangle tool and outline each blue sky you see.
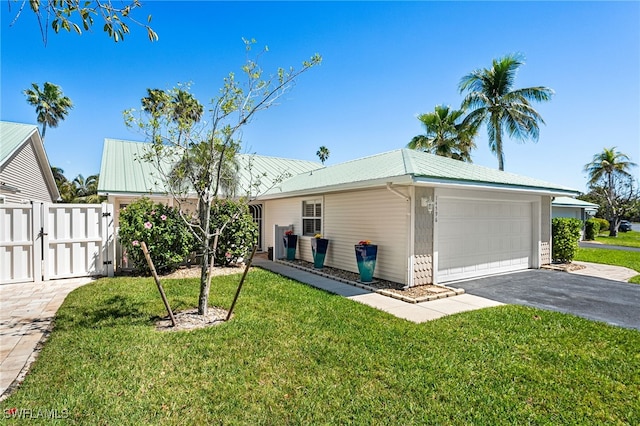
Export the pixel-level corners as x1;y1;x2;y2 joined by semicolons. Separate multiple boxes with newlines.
2;1;639;193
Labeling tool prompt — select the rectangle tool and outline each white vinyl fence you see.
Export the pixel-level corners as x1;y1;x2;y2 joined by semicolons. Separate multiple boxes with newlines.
0;202;114;284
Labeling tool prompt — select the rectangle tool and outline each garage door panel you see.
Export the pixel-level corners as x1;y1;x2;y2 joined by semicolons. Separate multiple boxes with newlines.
437;198;532;282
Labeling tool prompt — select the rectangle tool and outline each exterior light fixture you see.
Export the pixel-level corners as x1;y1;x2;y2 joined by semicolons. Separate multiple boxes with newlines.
421;196;435;214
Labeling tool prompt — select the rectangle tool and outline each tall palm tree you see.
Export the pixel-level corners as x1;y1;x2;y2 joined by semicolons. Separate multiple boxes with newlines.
24;82;73;141
408;104;477;162
316;146;330;164
458;54;553;171
584;147;637;236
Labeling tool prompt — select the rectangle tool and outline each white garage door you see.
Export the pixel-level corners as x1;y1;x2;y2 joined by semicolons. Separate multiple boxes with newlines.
437;198;532;282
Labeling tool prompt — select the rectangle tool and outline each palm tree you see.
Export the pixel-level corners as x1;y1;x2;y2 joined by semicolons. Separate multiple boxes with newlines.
408;104;477;162
51;166;67;186
584;147;637;236
458;54;553;171
24;82;73;141
171;89;203;144
141;88;171;143
316;146;330;164
73;174;98;196
58;180;77;203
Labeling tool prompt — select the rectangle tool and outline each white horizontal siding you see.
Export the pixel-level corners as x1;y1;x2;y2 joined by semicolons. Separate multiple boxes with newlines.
0;140;54;203
324;188;409;284
263;197;304;254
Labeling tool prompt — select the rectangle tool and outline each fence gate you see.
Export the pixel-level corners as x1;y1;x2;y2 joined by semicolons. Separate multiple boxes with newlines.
0;202;114;284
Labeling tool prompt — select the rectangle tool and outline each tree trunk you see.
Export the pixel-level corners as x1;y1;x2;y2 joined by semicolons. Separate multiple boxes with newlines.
198;196;212;315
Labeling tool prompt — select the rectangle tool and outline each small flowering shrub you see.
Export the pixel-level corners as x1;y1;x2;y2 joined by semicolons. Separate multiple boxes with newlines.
210;198;258;266
118;198;194;275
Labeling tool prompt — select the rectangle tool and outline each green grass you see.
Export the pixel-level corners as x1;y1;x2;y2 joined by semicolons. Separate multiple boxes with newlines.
2;270;639;424
576;247;640;284
595;229;640;248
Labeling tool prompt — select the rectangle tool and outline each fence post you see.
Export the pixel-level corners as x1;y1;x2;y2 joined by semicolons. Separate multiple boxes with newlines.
102;203;115;277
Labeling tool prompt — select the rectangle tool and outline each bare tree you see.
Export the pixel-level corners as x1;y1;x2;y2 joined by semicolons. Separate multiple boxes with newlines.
124;39;321;315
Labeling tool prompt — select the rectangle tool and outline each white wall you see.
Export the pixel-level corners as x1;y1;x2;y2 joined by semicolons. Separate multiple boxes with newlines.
0;138;55;203
264;187;410;284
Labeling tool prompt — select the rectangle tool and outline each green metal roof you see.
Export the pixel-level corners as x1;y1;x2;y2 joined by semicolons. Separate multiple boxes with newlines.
0;122;38;166
98;138;323;196
552;196;599;209
262;149;579;197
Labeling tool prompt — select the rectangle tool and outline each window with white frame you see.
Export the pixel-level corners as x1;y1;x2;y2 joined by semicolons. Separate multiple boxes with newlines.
302;200;322;236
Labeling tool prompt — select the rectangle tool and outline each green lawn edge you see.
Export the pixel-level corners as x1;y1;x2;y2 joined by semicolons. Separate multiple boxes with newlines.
593;230;640;248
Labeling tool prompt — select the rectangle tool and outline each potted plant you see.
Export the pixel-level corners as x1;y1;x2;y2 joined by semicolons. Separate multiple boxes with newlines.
283;230;298;260
311;234;329;269
354;240;377;282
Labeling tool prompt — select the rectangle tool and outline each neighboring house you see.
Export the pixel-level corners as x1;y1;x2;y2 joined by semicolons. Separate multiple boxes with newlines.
0;121;60;203
551;196;598;221
258;149;579;286
98;139;580;286
97;138;322;267
551;196;599;240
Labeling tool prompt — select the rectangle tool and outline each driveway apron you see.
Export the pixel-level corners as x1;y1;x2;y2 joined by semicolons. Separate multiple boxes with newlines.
457;269;640;330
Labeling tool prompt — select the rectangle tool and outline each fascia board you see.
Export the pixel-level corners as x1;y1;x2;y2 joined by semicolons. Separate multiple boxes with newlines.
412;177;580;197
30;131;61;201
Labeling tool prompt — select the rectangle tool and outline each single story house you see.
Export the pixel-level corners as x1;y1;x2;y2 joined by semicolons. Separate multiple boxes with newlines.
98;139;579;285
257;149;579;286
551;196;598;221
0;121;60;204
97;138;321;268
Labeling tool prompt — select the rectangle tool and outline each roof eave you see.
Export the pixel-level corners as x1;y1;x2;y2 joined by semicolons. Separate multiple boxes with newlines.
257;175;414;200
29;129;61;201
258;174;579;200
413;176;579;197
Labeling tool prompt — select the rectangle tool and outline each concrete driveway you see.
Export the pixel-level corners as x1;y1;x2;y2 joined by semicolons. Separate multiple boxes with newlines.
457;269;640;331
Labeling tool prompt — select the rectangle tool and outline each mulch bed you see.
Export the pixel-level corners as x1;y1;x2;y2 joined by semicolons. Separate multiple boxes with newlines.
280;259;463;303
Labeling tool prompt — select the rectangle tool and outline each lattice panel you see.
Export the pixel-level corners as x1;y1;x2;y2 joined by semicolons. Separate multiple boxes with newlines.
412;254;432;287
540;242;550;265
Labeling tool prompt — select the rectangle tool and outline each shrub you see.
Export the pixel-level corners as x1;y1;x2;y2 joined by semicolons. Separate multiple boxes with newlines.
594;217;610;234
209;198;258;266
584;218;600;240
118;198;194;275
552;217;583;263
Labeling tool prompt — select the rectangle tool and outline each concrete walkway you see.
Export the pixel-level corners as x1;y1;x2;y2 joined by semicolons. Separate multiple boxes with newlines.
570;261;638;281
252;258;504;323
0;277;93;400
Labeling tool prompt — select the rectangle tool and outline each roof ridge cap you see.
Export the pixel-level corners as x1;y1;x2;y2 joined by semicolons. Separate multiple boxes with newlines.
400;148;416;175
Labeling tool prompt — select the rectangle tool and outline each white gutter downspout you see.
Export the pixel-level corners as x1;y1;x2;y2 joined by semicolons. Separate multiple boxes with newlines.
386;183;414;288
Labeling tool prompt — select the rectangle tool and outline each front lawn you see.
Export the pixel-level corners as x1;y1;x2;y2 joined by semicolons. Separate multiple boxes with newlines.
576;247;640;284
1;270;639;424
595;229;640;248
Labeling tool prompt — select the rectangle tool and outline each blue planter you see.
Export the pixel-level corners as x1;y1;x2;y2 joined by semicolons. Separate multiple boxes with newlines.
311;238;329;269
284;235;298;260
355;244;377;282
